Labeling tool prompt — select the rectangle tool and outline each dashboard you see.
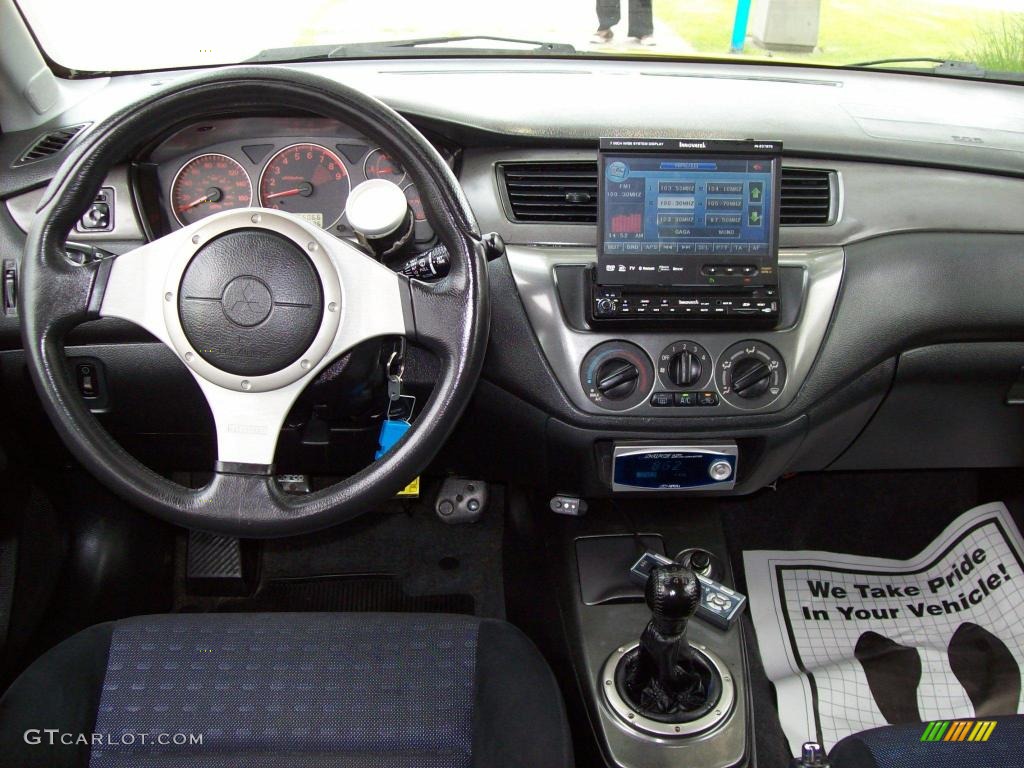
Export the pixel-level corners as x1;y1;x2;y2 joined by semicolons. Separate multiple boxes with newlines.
2;57;1024;495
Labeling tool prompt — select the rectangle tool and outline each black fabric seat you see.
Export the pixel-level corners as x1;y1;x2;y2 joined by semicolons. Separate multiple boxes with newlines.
0;613;573;768
830;715;1024;767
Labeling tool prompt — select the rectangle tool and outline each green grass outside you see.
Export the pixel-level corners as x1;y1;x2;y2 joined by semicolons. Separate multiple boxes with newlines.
656;0;1024;71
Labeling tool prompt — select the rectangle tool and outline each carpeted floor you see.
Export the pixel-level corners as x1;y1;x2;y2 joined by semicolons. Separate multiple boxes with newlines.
175;480;505;619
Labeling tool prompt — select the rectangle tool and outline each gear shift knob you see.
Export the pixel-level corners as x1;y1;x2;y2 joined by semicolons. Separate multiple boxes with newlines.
645;563;701;635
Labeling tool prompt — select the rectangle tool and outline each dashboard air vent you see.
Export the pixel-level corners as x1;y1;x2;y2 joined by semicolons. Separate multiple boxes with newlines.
15;123;89;166
500;162;598;223
779;168;833;225
501;161;834;226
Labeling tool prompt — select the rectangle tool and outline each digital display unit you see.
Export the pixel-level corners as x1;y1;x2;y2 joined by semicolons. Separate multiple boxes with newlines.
597;138;781;290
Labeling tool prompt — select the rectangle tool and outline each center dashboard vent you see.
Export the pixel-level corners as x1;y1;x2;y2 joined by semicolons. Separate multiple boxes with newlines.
15;123;89;166
499;161;834;226
500;162;598;223
779;168;833;225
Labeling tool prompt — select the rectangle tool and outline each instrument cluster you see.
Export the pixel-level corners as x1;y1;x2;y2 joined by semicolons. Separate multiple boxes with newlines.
148;116;449;246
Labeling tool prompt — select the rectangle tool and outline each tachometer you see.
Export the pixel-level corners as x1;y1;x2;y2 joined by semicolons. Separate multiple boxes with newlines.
171;154;252;226
258;143;350;229
364;148;406;185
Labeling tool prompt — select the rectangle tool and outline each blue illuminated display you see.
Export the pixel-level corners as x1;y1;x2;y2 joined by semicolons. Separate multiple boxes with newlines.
602;155;773;255
598;148;779;288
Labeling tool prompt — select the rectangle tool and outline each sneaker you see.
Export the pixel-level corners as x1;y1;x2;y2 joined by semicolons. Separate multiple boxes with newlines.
636;35;656;46
591;28;613;44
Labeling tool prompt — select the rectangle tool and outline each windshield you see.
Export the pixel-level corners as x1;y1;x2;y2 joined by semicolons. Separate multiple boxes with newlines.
16;0;1024;76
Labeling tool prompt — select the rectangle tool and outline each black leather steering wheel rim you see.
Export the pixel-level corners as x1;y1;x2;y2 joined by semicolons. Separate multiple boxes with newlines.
19;67;489;538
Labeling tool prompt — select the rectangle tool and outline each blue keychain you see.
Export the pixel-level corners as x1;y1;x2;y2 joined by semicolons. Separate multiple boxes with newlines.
375;344;415;460
375;418;410;460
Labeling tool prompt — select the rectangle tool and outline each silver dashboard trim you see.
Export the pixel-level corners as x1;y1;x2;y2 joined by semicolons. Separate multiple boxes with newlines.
505;245;844;417
5;166;146;242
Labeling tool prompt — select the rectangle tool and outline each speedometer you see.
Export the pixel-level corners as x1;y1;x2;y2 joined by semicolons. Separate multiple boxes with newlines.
258;143;350;229
171;154;252;226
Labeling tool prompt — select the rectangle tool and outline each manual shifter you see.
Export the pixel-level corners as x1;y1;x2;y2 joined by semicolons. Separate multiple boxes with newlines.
618;563;721;721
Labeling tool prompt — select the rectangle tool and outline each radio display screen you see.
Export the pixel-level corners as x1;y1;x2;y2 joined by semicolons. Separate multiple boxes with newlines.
598;139;781;287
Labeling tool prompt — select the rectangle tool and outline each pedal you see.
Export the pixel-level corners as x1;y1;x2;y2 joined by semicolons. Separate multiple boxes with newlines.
434;478;488;524
186;531;256;596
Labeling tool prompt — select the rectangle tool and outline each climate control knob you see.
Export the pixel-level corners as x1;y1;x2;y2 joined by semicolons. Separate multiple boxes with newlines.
657;341;712;391
595;359;640;400
716;340;787;410
730;357;771;399
668;350;703;388
580;341;654;411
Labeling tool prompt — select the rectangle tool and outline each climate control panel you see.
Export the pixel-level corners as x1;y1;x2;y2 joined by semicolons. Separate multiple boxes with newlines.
579;338;787;413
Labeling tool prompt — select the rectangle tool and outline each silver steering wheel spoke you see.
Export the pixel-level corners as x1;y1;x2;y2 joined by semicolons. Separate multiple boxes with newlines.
98;207;410;468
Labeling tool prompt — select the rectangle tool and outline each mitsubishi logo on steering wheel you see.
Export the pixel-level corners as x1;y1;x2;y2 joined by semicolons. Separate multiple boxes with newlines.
221;275;274;327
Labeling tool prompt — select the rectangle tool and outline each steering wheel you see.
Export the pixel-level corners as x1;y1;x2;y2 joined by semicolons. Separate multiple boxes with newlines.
19;68;489;538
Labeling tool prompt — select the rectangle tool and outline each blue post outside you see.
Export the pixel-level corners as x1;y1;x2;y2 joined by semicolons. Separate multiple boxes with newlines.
730;0;753;53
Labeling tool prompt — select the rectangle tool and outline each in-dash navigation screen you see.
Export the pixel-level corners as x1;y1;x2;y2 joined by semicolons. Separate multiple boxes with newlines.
598;138;781;287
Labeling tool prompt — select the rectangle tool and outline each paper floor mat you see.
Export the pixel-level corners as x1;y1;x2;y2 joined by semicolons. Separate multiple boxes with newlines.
744;502;1024;754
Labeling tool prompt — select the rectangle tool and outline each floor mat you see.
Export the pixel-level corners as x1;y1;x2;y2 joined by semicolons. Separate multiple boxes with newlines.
174;483;505;619
744;501;1024;755
202;575;475;615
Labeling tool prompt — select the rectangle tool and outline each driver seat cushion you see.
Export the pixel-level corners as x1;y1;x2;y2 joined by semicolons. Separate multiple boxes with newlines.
829;715;1024;768
0;612;573;768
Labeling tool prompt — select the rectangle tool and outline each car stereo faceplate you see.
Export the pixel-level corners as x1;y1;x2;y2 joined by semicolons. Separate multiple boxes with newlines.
595;138;782;324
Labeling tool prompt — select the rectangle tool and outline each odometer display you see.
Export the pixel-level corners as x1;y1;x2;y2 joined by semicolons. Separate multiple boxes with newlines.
259;143;350;228
171;154;252;226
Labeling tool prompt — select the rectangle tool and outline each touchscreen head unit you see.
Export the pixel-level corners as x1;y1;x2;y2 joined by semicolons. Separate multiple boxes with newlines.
594;138;782;323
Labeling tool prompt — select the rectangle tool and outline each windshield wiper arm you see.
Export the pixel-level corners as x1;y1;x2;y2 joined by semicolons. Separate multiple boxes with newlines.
848;57;950;68
247;36;576;63
848;57;1023;82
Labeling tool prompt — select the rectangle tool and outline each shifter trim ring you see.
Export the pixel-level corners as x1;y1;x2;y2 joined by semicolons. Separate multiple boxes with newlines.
601;642;735;738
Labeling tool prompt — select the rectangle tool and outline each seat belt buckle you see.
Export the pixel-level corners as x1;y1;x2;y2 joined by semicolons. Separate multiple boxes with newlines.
793;741;829;767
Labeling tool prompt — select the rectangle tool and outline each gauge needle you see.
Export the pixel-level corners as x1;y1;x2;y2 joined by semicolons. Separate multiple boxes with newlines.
177;187;222;212
264;181;313;200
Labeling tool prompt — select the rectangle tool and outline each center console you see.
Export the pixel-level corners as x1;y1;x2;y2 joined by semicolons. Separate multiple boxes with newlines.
506;138;843;426
567;521;751;768
497;141;843;767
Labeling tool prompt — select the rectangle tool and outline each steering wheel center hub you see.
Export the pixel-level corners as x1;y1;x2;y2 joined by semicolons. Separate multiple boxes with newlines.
222;275;273;327
177;228;324;376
